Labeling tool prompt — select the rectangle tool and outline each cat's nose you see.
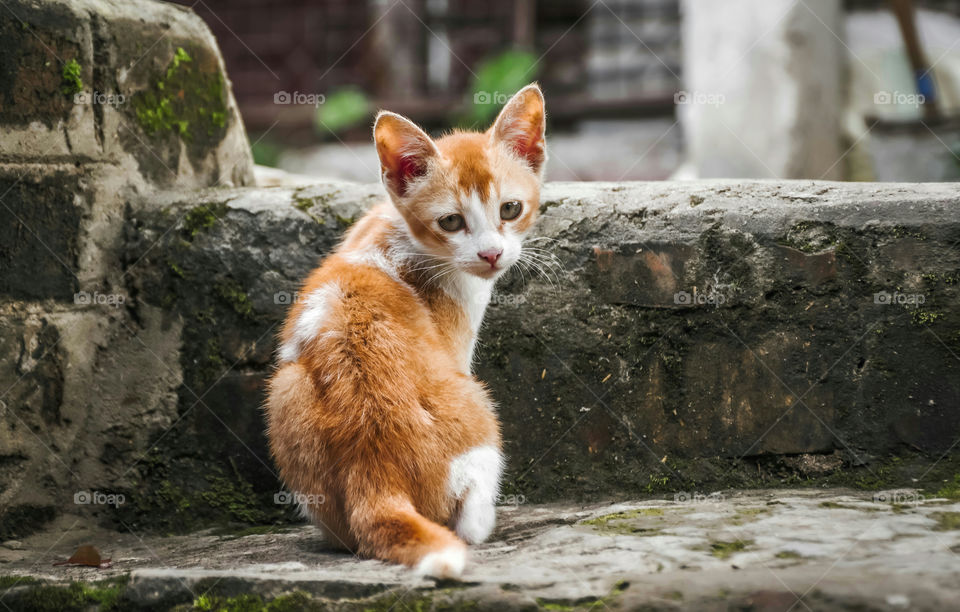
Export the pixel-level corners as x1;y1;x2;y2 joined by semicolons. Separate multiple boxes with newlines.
477;249;502;267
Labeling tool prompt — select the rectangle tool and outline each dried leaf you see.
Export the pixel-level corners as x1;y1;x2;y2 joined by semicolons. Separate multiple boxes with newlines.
53;544;112;568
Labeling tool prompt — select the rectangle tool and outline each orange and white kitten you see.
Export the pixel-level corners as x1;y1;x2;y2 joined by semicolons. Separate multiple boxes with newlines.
265;85;546;577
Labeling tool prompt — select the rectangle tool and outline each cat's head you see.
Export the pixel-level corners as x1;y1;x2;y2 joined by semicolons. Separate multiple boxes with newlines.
373;84;546;280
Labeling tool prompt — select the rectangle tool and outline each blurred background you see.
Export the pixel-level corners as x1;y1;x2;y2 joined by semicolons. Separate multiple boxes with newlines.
168;0;960;183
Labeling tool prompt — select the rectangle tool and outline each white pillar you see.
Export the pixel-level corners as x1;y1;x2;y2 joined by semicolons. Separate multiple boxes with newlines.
678;0;844;179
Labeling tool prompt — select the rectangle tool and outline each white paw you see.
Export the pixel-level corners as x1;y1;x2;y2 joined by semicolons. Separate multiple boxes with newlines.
448;446;504;544
456;496;496;544
415;546;466;578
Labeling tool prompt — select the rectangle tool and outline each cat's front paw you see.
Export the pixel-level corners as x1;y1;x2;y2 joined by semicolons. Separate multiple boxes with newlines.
456;495;496;544
448;445;503;544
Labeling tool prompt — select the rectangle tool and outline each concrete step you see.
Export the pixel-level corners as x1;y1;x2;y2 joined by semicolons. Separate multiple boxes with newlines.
1;489;958;610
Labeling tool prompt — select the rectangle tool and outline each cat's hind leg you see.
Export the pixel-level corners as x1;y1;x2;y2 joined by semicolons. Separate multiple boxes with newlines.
447;445;504;544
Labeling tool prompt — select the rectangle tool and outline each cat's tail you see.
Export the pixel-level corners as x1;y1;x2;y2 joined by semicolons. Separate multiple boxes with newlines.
349;492;467;578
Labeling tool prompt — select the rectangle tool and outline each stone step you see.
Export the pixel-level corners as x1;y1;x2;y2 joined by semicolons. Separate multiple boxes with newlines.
1;489;958;610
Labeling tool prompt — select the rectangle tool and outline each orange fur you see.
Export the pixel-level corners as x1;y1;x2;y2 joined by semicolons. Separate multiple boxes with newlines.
265;85;546;576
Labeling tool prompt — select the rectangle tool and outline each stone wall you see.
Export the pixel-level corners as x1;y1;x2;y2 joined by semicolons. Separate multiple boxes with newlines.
111;179;960;532
0;0;252;538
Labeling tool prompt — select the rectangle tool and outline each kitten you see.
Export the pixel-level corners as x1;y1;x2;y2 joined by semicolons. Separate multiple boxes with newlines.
265;85;546;578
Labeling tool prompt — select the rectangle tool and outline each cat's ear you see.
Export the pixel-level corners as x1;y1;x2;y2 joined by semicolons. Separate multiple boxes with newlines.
490;84;547;177
374;111;440;198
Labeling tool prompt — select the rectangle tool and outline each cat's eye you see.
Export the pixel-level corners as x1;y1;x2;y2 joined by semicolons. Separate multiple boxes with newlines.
500;201;523;220
438;214;465;232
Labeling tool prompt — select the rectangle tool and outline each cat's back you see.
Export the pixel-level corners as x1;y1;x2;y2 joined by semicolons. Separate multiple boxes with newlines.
276;204;452;379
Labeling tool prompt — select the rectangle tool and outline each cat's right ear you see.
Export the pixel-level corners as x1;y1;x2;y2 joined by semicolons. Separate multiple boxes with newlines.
373;111;440;199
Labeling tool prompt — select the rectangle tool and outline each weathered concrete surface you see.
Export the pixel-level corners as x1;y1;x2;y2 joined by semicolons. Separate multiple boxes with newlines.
1;489;958;610
108;179;960;531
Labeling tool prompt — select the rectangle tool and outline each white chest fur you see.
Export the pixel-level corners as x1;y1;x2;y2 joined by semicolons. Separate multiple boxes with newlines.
440;271;494;372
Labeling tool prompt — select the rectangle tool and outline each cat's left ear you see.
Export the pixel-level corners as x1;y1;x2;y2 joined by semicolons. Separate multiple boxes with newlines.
490;84;547;178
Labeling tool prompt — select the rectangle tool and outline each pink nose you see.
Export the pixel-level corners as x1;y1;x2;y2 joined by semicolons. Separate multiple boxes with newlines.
477;249;502;267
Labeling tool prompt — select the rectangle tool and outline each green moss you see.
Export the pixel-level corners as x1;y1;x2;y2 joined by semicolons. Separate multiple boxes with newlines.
168;259;186;279
581;508;664;536
0;575;39;589
645;473;671;493
182;203;229;238
199;473;266;525
167;47;192;78
215;278;254;319
536;581;629;611
775;550;803;559
888;226;925;240
931;511;960;531
60;59;83;96
709;539;751;559
820;501;854;510
689;194;705;207
361;589;478;612
193;592;272;611
292;196;327;225
156;479;192;513
936;474;960;500
133;46;227;140
125;455;275;535
8;576;128;612
740;507;769;515
911;310;944;326
195;336;224;385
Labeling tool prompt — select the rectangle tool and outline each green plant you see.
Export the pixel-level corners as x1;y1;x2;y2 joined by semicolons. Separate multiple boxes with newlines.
460;50;537;127
315;88;370;136
251;138;282;167
61;59;83;95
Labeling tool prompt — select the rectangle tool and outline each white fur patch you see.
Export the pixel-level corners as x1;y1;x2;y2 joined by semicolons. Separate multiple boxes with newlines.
447;445;503;544
415;546;466;578
442;272;494;331
342;248;409;289
278;283;342;363
439;271;494;372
